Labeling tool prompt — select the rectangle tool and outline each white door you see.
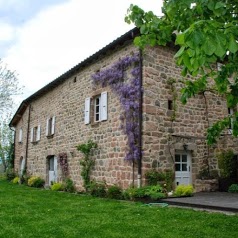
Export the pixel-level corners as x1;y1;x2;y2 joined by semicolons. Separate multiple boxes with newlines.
49;156;57;185
20;157;25;176
175;152;191;186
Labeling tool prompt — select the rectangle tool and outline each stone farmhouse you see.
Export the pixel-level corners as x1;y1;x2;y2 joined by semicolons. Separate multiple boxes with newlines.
9;28;238;192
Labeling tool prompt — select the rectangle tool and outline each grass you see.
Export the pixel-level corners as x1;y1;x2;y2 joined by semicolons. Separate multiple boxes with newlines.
0;179;237;238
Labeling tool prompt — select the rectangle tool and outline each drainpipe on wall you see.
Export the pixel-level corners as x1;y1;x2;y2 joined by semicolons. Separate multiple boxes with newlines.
137;49;143;188
9;127;16;169
25;104;32;171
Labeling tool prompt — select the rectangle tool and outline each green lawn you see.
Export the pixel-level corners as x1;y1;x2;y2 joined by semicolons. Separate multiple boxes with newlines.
0;179;237;238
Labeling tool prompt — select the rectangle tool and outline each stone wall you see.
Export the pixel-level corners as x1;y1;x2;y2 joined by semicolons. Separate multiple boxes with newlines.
14;42;139;190
13;40;238;191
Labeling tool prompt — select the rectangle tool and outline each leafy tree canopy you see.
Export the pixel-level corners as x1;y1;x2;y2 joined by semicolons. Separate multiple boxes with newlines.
125;0;238;144
0;59;22;115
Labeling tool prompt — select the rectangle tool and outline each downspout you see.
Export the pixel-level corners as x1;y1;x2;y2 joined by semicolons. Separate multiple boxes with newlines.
25;104;32;171
137;49;143;188
9;127;16;169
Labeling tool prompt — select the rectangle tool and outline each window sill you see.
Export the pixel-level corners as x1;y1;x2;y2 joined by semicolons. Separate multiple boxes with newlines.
46;134;54;139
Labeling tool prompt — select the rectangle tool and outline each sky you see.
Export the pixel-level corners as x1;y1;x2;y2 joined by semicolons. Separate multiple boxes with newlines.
0;0;163;107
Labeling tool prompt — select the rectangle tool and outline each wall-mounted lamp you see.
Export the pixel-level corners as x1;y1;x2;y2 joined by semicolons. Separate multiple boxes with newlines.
183;143;188;151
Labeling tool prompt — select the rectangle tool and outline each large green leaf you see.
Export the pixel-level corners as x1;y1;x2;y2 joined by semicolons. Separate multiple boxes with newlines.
228;35;238;53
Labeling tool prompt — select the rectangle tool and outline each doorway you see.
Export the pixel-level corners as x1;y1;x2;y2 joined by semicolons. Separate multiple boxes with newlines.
48;156;57;185
175;151;192;186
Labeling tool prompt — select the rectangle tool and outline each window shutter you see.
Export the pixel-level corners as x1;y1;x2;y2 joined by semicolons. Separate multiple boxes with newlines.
100;92;107;121
19;128;23;142
37;125;41;141
85;97;91;124
30;128;34;142
51;116;55;135
46;118;49;136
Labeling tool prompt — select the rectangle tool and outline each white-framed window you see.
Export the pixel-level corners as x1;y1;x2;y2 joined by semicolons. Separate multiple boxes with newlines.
31;125;41;143
228;108;234;134
84;92;107;124
94;95;101;122
46;116;55;136
18;128;23;143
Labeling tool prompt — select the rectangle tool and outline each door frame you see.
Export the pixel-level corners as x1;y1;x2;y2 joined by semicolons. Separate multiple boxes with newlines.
174;150;192;186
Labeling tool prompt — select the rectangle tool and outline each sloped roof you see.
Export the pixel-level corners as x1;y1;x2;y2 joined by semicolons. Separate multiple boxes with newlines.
9;27;139;127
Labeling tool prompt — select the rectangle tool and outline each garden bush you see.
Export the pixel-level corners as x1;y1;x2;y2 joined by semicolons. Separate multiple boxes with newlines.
51;182;64;191
107;185;123;199
6;168;16;181
174;184;194;197
145;185;166;200
12;177;20;184
63;178;75;193
27;176;45;188
228;184;238;193
89;181;106;197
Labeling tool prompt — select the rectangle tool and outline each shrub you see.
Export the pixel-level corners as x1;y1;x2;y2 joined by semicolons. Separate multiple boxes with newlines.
12;177;20;184
217;149;236;178
145;169;166;185
145;185;166;200
174;184;194;197
6;168;16;181
228;184;238;193
124;187;148;200
27;176;45;188
107;185;122;199
51;182;64;191
89;181;106;197
63;178;75;193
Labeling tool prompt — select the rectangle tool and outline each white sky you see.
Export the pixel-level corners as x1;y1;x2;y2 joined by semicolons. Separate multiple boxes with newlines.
1;0;163;106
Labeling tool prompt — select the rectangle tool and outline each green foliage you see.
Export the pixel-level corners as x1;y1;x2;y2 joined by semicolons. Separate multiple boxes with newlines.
107;185;123;199
145;185;166;200
145;169;174;191
123;186;148;200
174;184;194;197
12;176;19;184
228;184;238;193
145;169;165;185
125;0;238;144
124;185;166;201
63;178;75;193
76;140;97;191
89;180;106;197
217;149;236;178
27;176;45;188
5;168;16;181
51;182;64;191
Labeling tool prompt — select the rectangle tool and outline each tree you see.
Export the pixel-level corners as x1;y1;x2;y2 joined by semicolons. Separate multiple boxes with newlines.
0;115;14;172
0;58;21;115
125;0;238;144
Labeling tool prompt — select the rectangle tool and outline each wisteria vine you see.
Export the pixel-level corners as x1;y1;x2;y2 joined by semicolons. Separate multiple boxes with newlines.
58;152;69;179
92;53;141;160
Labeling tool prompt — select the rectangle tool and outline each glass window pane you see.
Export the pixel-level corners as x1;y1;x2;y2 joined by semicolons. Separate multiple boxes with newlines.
175;154;180;162
175;164;180;171
182;155;187;162
182;164;187;171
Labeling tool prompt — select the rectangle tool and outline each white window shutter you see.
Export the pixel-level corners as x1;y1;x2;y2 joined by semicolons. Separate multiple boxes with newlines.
101;92;108;121
37;125;41;141
46;118;49;136
19;128;23;142
30;128;34;142
85;97;91;124
51;116;55;135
